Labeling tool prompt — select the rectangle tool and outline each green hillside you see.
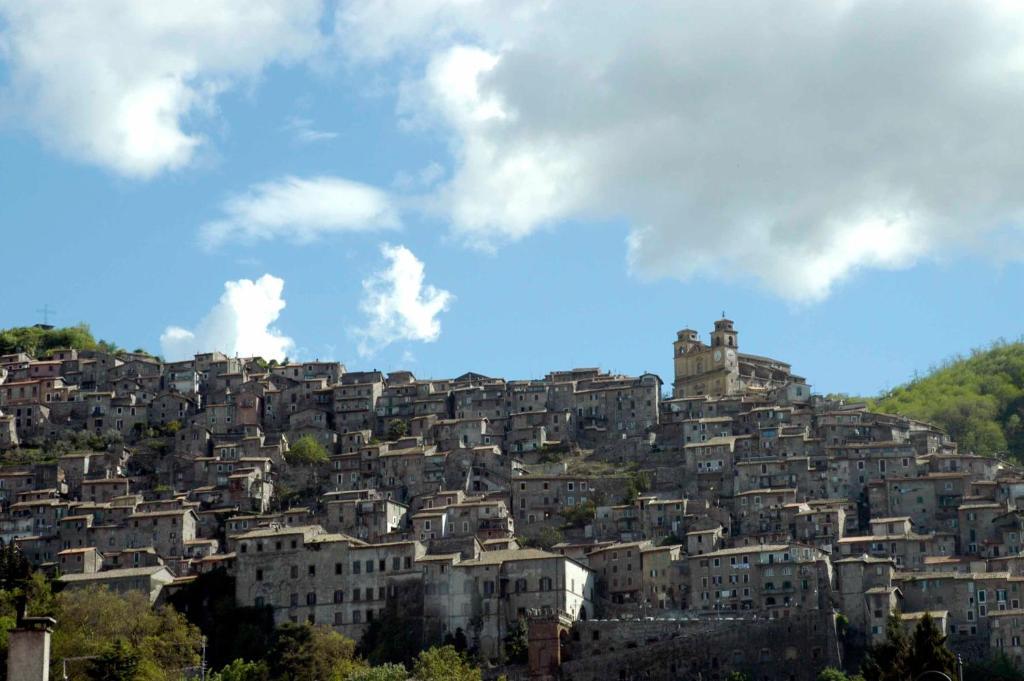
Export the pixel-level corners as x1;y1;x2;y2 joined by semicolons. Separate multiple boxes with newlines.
874;341;1024;459
0;323;124;357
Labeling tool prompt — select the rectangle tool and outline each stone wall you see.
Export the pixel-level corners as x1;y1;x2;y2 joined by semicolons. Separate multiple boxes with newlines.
559;611;841;681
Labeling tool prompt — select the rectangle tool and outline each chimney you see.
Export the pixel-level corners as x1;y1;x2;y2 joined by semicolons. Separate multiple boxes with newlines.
7;601;55;681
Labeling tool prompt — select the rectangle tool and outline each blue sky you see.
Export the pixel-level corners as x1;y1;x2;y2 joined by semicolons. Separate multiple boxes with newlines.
1;1;1022;396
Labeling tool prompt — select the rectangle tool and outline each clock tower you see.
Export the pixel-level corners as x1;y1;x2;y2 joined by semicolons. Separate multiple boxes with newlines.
672;319;741;398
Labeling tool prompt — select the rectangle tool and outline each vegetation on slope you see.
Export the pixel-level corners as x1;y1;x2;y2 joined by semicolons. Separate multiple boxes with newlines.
873;341;1024;459
0;323;125;357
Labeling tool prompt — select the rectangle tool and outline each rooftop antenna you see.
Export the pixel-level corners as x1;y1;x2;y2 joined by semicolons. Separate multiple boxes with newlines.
36;304;56;326
721;310;726;319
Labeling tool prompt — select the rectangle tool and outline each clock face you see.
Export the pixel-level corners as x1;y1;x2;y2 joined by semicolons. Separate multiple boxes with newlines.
714;350;722;362
726;350;736;363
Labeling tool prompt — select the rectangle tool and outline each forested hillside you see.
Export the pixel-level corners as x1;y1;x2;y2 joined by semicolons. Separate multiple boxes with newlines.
0;323;126;357
875;341;1024;459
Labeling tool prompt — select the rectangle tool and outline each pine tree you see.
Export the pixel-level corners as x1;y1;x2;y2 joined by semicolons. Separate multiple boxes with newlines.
907;613;957;679
861;613;910;681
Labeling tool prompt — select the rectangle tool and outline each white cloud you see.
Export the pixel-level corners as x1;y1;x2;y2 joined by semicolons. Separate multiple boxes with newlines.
0;1;325;177
200;175;399;249
283;116;339;143
339;0;1024;301
160;274;295;361
356;244;453;356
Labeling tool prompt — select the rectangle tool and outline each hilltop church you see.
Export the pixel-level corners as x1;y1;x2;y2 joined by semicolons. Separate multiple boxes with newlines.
672;319;809;400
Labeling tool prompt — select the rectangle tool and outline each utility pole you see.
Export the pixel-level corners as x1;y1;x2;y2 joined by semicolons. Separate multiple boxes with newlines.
201;635;207;681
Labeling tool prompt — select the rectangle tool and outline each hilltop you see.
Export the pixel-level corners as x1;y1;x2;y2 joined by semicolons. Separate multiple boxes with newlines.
4;322;1023;460
0;323;132;357
874;340;1024;459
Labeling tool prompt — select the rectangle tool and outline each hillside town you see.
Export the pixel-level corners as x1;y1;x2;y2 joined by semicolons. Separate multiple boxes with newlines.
0;319;1020;680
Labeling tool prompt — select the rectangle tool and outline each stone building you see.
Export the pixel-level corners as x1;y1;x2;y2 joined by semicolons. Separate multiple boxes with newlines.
233;525;424;639
689;543;833;616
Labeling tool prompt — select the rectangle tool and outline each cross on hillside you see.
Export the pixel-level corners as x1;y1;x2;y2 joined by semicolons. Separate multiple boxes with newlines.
36;304;56;325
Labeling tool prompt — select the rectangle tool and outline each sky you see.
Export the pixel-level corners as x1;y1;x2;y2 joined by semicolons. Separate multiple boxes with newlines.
0;0;1022;396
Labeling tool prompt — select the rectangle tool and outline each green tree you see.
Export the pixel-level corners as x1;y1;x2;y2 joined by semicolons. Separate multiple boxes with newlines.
209;659;269;681
346;664;408;681
411;646;481;681
86;639;139;681
285;435;329;466
907;613;957;679
166;569;276;671
561;501;596;529
386;420;408;442
524;526;563;551
862;612;956;681
503;618;529;665
835;612;850;639
874;341;1024;459
0;544;30;591
356;590;423;668
0;323;125;357
861;613;910;681
817;668;865;681
726;672;750;681
965;652;1024;681
51;586;202;680
267;623;361;681
623;471;650;504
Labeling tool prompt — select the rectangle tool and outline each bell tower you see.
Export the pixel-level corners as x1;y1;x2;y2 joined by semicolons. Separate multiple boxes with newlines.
673;328;701;357
672;329;702;397
711;319;738;350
